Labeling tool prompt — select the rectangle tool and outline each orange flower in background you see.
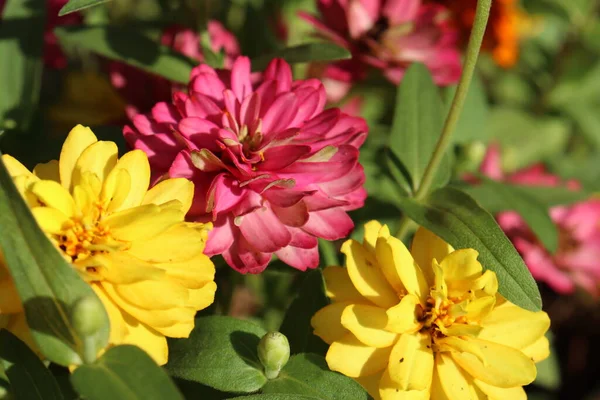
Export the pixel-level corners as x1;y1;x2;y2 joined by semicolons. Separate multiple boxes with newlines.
436;0;526;68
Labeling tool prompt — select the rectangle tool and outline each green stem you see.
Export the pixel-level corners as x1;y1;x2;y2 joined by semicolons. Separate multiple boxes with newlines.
396;0;492;240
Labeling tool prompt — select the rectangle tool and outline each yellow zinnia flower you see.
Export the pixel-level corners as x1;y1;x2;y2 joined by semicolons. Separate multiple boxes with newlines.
0;125;216;365
312;220;550;400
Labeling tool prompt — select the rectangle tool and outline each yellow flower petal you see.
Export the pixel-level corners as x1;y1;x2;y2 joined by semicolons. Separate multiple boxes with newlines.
59;125;98;189
106;150;150;212
464;296;496;322
126;223;207;263
474;380;526;400
115;280;190;310
122;313;168;366
142;178;194;213
1;154;32;178
386;294;422;334
101;168;132;213
379;368;430;400
104;204;182;242
363;220;384;252
186;281;217;309
387;332;433;391
410;227;453;287
440;249;482;283
92;284;128;344
326;333;392;378
521;335;550;362
311;302;350;344
31;207;71;235
322;266;365;303
30;180;76;217
385;236;429;305
342;239;398;308
447;337;536;388
375;236;405;293
356;370;384;400
479;305;550;350
33;160;60;182
341;304;398;348
71;141;118;189
76;252;165;284
432;353;483;400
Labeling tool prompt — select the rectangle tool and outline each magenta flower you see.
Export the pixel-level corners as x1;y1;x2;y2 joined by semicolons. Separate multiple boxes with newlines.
480;145;600;296
124;57;368;273
110;21;240;118
300;0;462;98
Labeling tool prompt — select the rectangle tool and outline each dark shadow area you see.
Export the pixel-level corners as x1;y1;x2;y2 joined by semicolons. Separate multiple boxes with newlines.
173;377;230;400
230;330;261;369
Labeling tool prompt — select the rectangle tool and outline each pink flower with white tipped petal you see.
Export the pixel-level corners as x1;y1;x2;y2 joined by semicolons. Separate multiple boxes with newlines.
480;145;600;296
124;57;368;273
110;21;240;118
300;0;462;98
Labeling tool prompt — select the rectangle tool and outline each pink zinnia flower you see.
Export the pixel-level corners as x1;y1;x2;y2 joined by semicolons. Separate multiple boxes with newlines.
480;145;600;296
124;57;368;273
110;21;240;118
300;0;462;99
0;0;82;69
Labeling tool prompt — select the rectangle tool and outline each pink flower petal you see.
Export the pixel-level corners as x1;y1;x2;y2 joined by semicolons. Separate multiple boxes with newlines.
258;145;312;171
205;216;236;255
265;58;293;94
238;206;293;252
262;93;299;136
222;232;272;273
276;244;319;271
302;207;354;240
231;56;253;101
272;201;310;227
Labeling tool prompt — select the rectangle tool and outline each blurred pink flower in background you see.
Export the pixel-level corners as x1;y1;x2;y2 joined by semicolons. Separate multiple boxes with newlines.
124;57;368;273
300;0;462;100
110;21;240;118
481;144;600;297
0;0;82;69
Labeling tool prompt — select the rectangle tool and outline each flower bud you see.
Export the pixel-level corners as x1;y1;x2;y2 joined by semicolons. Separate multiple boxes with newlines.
257;331;290;379
70;295;106;337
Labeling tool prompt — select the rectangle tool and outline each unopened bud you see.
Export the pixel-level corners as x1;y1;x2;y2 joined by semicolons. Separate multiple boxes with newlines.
257;331;290;379
71;296;105;337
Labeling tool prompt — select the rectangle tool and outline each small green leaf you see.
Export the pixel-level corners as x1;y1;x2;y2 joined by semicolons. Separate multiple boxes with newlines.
165;316;268;393
279;270;329;356
58;0;110;16
388;63;448;193
476;178;558;254
55;25;197;84
71;345;184;400
397;186;542;311
251;43;351;71
0;153;110;366
0;0;45;131
0;330;64;400
261;354;368;400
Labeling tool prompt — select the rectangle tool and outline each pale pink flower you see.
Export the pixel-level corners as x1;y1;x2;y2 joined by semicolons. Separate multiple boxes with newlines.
300;0;462;99
124;56;368;273
110;21;240;118
480;145;600;296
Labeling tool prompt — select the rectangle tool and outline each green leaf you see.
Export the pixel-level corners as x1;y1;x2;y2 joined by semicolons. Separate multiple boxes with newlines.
58;0;110;15
445;73;489;144
229;395;317;400
0;330;64;400
388;63;448;193
54;25;197;84
165;316;268;393
261;354;368;400
251;43;351;71
0;0;45;131
475;178;558;254
0;154;110;366
397;186;542;311
279;270;328;356
71;345;183;400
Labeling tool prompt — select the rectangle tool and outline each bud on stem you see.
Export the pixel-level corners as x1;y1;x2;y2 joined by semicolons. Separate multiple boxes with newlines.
257;331;290;379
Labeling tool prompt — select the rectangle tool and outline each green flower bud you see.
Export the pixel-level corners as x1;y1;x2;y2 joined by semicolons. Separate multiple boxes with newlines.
70;295;105;337
257;331;290;379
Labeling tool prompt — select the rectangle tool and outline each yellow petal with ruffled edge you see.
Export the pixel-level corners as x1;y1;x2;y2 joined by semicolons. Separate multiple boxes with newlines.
311;302;350;344
342;239;398;308
106;150;150;212
446;336;536;388
432;353;483;400
326;333;392;378
142;178;194;212
186;281;217;309
29;180;76;217
341;304;398;348
379;368;430;400
521;335;550;362
33;160;60;182
410;227;453;287
322;266;365;303
464;296;496;322
440;249;482;282
71;141;118;189
31;207;71;235
386;294;422;334
1;154;32;178
479;304;550;350
474;380;526;400
385;236;429;305
160;254;215;289
122;313;169;365
375;236;405;293
114;279;190;310
76;252;165;284
104;204;182;242
363;220;383;252
387;332;433;391
101;168;131;212
59;125;97;189
126;223;207;263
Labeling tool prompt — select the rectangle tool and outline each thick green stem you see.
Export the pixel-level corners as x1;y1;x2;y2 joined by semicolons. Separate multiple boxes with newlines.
396;0;492;240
